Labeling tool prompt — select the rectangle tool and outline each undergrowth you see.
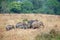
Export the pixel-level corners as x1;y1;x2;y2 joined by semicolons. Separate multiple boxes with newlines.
35;29;60;40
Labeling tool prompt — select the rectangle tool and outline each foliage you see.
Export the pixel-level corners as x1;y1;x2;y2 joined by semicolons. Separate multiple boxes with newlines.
21;0;33;13
7;1;22;13
0;0;60;15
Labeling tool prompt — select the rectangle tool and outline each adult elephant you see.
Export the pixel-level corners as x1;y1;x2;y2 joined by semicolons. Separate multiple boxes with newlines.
27;20;38;28
32;21;44;29
16;22;29;29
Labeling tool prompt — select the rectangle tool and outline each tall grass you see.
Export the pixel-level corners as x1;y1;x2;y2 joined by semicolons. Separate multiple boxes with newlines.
35;29;60;40
0;33;3;40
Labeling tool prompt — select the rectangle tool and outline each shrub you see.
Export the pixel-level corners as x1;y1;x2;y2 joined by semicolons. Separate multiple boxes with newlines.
35;29;60;40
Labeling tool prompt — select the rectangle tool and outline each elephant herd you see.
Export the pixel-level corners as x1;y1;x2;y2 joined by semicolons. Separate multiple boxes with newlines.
6;20;44;31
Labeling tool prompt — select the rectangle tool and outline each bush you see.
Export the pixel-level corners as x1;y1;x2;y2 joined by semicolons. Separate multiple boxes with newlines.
7;1;22;13
35;29;60;40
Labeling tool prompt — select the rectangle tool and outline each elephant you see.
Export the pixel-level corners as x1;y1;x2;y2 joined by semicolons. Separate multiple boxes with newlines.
27;20;38;28
16;22;28;29
32;21;44;29
6;25;14;31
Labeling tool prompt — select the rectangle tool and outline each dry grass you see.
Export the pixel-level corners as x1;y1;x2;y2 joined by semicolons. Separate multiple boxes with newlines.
0;14;60;40
35;29;60;40
2;29;39;40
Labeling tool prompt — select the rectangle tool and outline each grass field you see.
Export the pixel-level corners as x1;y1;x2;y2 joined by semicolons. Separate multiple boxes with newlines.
0;14;60;40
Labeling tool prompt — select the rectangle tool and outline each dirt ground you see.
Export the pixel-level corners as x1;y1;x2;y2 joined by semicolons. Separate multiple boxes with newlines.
0;14;60;40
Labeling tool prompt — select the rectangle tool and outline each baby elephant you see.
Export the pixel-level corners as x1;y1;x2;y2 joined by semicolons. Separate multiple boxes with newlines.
6;25;14;31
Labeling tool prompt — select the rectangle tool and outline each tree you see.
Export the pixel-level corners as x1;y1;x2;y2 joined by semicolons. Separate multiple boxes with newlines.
0;0;60;15
0;0;7;13
46;0;59;14
29;0;43;10
21;0;33;13
7;1;22;13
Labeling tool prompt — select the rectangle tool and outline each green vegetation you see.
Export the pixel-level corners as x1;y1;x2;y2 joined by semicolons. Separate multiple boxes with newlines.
35;29;60;40
0;0;60;15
